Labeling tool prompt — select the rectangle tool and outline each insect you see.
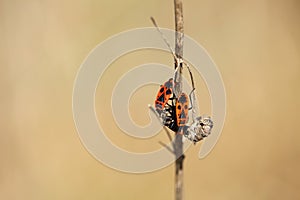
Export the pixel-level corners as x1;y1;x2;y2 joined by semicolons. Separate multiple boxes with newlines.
153;79;213;143
154;78;177;132
150;17;213;143
176;93;189;129
155;78;174;114
154;78;192;134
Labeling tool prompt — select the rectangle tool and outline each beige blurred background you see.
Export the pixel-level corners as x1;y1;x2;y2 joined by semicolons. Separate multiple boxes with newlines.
1;0;300;199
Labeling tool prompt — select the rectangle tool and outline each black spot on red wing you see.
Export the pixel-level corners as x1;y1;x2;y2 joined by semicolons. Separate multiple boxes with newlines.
160;87;164;93
166;89;172;95
177;105;181;110
157;94;164;103
180;111;186;119
184;105;188;109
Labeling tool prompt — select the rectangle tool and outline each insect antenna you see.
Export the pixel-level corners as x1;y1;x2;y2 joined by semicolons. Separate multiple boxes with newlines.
150;17;178;62
150;17;195;90
184;62;195;90
151;17;184;97
185;61;197;122
150;17;198;121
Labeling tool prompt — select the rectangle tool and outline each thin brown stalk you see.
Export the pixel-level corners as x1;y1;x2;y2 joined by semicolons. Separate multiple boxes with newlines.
174;0;185;200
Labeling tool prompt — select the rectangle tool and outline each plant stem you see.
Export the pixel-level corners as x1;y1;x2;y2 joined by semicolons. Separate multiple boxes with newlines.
174;0;184;200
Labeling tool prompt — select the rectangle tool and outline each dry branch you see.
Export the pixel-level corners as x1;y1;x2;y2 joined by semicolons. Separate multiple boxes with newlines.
174;0;185;200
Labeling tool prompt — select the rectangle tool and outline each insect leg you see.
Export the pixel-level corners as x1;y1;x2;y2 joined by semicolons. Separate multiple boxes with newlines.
183;61;195;90
188;88;195;110
148;105;163;123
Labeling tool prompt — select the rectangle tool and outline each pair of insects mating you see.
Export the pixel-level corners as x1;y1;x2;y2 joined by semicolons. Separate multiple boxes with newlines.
154;75;213;143
150;17;213;143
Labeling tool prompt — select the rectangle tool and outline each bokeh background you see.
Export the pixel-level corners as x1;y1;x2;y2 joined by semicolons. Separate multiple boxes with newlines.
1;0;300;199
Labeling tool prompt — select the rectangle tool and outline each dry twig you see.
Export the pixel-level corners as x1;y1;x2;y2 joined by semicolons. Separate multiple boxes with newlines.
150;1;185;199
174;0;185;200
